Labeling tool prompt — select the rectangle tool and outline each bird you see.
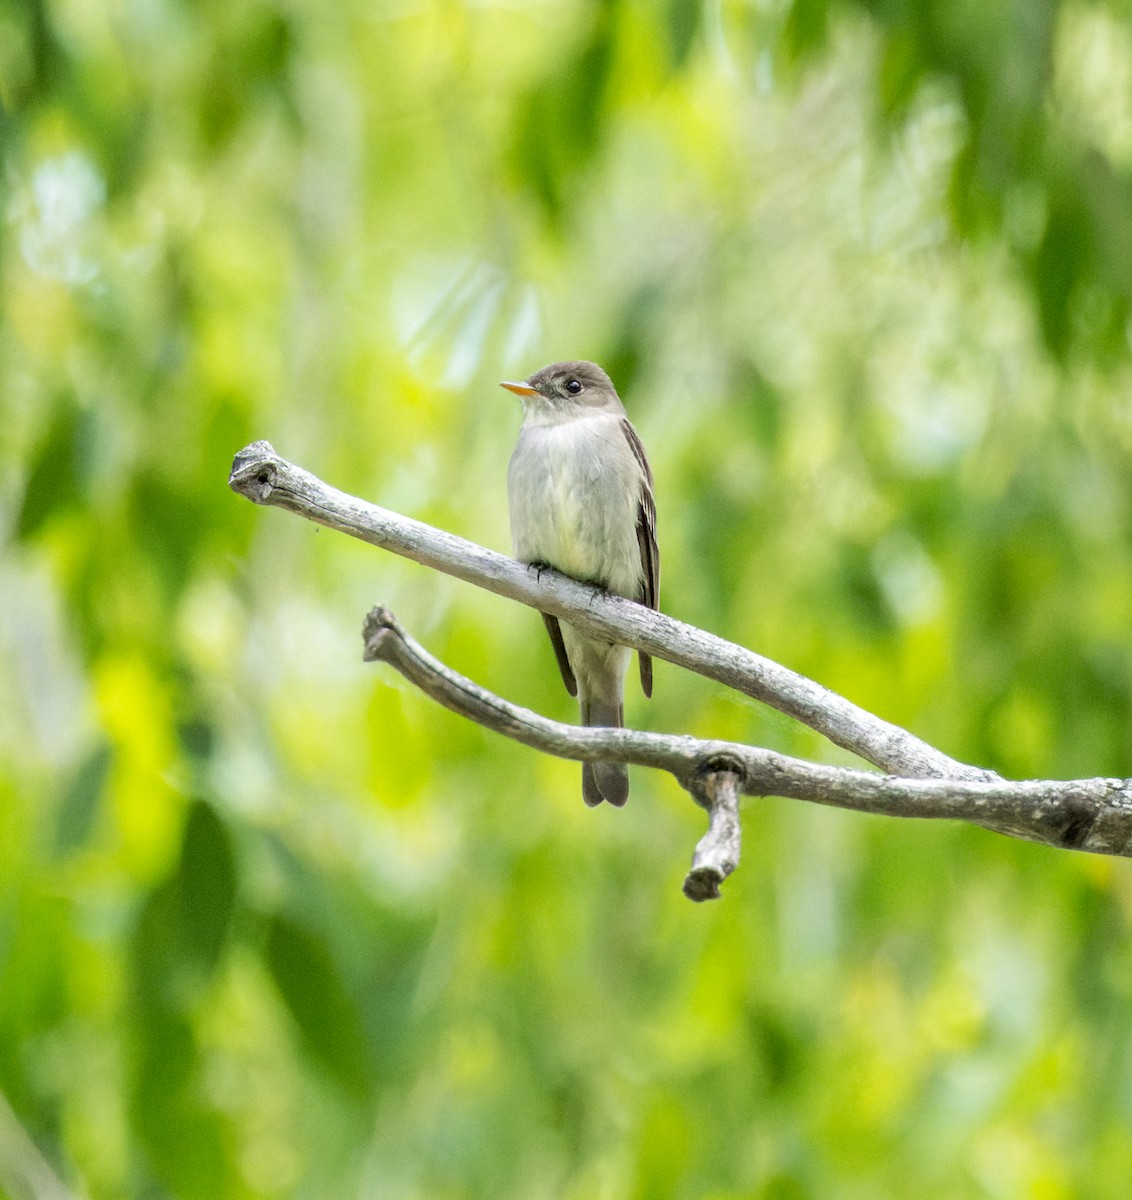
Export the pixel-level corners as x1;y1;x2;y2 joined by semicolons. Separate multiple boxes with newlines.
502;360;659;806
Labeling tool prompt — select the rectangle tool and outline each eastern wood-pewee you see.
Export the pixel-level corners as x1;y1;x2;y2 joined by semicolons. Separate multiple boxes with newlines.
502;361;659;806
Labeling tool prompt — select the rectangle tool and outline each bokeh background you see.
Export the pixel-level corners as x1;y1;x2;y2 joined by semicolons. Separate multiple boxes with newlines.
5;0;1132;1196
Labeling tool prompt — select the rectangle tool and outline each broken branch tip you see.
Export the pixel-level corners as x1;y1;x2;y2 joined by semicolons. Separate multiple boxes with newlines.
229;441;280;501
362;606;404;662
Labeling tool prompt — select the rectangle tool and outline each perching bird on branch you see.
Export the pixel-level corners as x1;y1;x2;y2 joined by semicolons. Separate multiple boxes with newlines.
503;361;660;807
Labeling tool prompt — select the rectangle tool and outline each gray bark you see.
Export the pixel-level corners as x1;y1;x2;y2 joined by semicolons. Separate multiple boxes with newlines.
230;441;1132;898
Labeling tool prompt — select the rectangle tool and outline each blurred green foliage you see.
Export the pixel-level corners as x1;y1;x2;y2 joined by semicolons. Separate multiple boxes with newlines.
4;0;1132;1196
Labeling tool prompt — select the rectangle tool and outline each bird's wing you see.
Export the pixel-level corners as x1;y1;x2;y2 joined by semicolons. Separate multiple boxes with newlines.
620;419;660;697
541;612;578;697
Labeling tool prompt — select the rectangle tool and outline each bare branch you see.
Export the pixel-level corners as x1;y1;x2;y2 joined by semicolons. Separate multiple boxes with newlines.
685;762;745;901
362;607;1132;861
230;442;994;782
230;442;1132;897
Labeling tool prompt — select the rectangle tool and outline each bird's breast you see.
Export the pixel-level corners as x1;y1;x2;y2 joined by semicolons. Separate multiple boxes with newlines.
508;415;642;597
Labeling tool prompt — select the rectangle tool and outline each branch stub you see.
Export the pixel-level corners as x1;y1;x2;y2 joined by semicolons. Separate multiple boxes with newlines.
228;441;280;503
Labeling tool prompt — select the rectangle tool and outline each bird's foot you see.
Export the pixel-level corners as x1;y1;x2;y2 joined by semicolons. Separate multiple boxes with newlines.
586;582;612;609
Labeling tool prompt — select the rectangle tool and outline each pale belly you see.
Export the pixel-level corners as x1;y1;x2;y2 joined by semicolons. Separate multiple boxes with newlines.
508;414;643;600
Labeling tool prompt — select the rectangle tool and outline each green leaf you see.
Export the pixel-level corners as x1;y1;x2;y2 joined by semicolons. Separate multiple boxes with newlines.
1033;198;1089;361
16;397;92;540
877;27;924;123
52;741;112;857
665;0;699;72
131;1006;230;1200
265;913;373;1099
177;799;236;978
783;0;830;61
509;1;618;226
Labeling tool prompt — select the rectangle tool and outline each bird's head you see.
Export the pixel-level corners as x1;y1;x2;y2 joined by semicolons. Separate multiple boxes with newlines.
500;361;623;418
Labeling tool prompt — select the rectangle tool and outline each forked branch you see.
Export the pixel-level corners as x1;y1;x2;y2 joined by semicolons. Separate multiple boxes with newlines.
231;442;1132;898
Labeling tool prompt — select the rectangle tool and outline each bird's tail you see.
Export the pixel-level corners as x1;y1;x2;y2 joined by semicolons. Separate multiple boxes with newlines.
580;698;628;807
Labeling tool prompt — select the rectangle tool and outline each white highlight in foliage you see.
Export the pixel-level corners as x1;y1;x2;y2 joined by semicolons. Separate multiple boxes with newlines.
872;530;943;627
12;151;105;285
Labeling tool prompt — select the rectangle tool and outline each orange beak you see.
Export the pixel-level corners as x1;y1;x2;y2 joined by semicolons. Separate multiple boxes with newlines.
500;380;538;397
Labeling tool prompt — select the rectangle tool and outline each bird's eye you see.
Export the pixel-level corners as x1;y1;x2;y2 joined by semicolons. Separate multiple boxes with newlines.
564;378;582;394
